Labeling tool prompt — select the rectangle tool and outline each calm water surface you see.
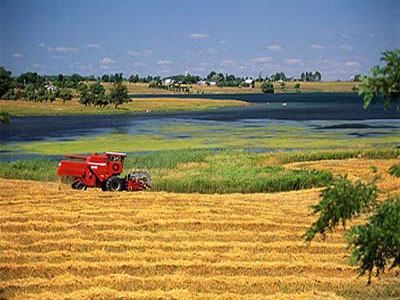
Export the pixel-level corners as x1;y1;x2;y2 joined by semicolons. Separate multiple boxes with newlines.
1;93;399;145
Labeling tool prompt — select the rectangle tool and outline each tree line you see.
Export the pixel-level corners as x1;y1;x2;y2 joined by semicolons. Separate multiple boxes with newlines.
0;68;129;108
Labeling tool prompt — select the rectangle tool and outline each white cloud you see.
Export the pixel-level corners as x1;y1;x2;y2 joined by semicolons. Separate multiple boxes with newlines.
199;48;217;55
87;43;101;49
129;49;153;57
220;59;235;66
311;44;324;50
339;44;352;51
157;60;173;65
158;69;171;74
193;66;206;72
268;44;282;51
340;33;351;39
143;49;153;56
250;56;272;63
344;61;360;68
100;57;114;65
286;58;303;65
32;63;46;68
12;52;23;58
48;46;78;53
190;33;209;39
128;50;141;56
80;64;94;71
37;43;45;47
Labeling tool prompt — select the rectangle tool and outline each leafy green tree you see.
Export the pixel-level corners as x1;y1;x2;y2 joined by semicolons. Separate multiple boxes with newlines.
101;74;110;82
90;82;107;107
25;84;37;101
353;74;363;82
359;49;400;110
0;67;14;98
37;87;47;102
2;89;17;100
78;84;91;106
17;72;44;88
109;82;129;108
304;176;378;242
315;71;321;82
294;83;301;92
206;71;217;81
59;88;73;104
129;74;139;83
47;90;56;103
261;81;274;93
347;196;400;284
70;73;82;88
305;175;400;284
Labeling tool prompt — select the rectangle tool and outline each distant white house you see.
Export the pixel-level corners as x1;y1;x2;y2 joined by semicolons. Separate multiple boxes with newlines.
208;81;217;86
163;78;175;85
244;78;255;88
197;80;208;86
45;84;58;91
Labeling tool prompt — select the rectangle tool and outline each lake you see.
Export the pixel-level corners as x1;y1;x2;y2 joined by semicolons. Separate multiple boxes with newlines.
1;93;399;151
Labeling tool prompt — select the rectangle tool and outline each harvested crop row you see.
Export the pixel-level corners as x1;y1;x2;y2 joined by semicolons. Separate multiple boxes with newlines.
1;178;399;299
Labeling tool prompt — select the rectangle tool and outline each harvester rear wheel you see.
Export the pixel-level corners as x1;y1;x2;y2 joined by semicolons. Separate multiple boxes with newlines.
106;176;123;192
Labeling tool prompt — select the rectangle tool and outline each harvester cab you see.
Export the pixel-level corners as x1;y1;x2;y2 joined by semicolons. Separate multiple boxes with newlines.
56;152;151;192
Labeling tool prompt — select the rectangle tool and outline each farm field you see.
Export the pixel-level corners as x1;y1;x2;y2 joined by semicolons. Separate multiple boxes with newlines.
0;98;249;117
118;81;359;95
1;158;399;299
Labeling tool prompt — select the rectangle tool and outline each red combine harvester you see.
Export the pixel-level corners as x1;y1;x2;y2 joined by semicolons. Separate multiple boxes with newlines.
56;152;151;191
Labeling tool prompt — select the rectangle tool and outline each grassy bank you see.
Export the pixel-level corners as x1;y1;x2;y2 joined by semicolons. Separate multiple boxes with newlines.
0;97;250;117
0;149;333;193
2;148;399;194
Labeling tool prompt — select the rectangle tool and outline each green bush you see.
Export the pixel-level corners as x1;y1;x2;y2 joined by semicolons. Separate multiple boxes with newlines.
261;81;274;93
389;164;400;177
0;112;11;123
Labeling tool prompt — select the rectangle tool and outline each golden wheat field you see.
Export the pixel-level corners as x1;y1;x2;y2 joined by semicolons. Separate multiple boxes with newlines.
1;159;400;299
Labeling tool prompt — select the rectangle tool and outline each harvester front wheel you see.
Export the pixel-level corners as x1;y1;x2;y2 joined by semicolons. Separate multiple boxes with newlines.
72;181;87;190
106;176;123;192
76;182;87;190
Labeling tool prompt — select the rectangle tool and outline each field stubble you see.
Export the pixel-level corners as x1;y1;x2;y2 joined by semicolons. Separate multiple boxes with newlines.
1;159;399;299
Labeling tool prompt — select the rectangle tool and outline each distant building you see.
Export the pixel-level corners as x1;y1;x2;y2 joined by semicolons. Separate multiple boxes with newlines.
244;78;255;88
208;81;217;86
45;84;58;91
197;80;208;86
163;78;175;85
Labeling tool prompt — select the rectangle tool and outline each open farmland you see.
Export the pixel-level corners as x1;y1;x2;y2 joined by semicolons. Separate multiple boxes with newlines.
1;158;399;300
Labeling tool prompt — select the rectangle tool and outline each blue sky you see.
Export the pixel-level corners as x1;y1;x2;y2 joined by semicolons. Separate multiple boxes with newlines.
1;0;399;80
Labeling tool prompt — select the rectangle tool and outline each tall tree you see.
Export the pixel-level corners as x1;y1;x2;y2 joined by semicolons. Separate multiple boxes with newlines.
109;82;129;108
359;49;400;110
0;67;14;98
